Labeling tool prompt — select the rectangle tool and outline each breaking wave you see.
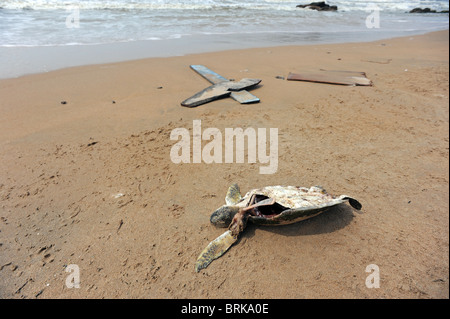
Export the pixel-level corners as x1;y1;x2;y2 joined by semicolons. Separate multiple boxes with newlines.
2;0;448;12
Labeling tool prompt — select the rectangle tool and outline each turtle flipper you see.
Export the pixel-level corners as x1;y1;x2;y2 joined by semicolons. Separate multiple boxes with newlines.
348;197;362;210
225;183;242;206
339;196;362;210
195;230;238;272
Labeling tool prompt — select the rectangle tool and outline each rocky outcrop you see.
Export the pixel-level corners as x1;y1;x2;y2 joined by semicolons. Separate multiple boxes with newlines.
409;7;449;13
296;2;338;11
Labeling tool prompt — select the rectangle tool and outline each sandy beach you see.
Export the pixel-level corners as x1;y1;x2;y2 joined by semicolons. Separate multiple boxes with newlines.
0;30;448;299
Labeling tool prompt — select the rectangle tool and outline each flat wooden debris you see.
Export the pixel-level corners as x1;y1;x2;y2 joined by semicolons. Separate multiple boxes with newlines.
287;70;372;86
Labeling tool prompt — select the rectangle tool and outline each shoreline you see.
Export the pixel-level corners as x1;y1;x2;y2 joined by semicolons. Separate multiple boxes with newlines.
1;28;448;79
0;30;448;299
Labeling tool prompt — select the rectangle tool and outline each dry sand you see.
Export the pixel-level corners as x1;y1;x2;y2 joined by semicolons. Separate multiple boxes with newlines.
0;31;448;299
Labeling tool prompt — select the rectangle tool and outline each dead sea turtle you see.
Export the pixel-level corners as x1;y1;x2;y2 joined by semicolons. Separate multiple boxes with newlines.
195;184;362;272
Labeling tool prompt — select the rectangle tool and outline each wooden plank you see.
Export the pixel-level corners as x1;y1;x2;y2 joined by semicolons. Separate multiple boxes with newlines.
287;70;372;86
181;85;231;108
230;90;261;104
190;65;260;104
190;65;228;84
181;78;261;108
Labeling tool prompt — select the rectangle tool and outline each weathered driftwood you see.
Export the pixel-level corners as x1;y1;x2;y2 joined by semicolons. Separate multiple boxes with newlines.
181;78;261;107
188;65;261;105
287;70;372;86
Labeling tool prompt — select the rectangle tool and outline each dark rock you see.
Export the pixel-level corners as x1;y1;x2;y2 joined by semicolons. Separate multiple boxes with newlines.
409;7;436;13
296;2;338;11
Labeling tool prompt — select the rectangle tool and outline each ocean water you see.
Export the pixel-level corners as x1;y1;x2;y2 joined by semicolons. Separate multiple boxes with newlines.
0;0;448;78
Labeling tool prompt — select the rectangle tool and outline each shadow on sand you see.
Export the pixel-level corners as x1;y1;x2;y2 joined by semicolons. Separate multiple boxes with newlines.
240;203;360;241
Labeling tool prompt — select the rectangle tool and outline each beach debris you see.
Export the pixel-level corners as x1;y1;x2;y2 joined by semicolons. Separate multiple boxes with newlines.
60;101;67;105
117;219;124;233
195;184;361;272
182;78;261;107
361;58;392;64
287;69;372;86
296;1;338;11
275;75;285;80
181;65;261;107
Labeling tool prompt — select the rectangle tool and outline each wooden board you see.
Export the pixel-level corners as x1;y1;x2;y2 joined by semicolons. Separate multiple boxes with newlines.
190;65;260;104
190;64;228;84
287;70;372;86
181;85;230;108
181;78;261;108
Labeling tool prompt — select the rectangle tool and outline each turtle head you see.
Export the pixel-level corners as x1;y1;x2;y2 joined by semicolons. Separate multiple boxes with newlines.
210;205;240;228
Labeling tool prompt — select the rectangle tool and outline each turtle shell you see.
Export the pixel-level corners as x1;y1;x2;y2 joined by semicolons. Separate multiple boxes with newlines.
235;185;361;226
